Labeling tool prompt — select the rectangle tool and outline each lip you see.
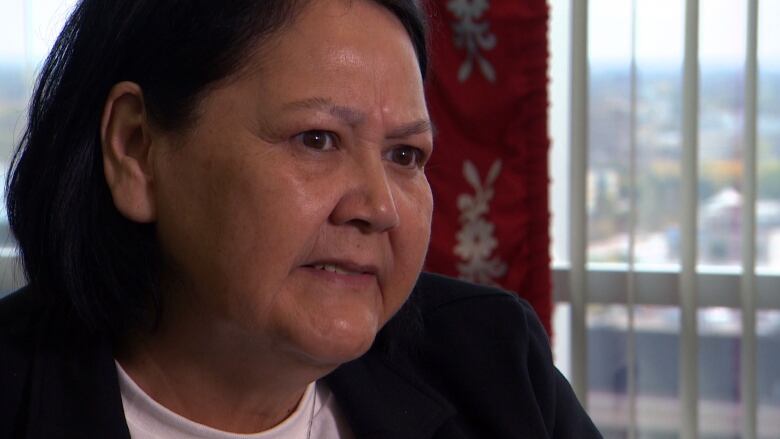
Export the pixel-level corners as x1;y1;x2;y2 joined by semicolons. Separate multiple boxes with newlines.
300;259;379;289
301;259;379;276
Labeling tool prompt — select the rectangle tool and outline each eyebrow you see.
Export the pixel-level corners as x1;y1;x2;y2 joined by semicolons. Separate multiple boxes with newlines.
282;97;434;139
387;119;434;140
283;97;365;125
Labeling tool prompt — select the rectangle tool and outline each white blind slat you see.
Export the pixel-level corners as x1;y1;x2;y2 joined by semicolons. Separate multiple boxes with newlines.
680;0;700;437
568;0;589;406
626;1;638;436
740;0;759;437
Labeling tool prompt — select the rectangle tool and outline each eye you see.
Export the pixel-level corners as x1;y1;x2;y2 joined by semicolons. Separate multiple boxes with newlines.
385;145;425;169
295;130;337;150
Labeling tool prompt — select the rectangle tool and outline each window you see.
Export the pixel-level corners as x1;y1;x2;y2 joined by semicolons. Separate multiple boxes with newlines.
549;0;780;437
0;0;76;293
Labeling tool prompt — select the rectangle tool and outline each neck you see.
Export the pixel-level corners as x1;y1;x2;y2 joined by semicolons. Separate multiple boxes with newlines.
115;311;329;434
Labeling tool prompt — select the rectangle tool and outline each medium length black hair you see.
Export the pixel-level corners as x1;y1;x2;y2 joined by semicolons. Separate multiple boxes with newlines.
6;0;428;336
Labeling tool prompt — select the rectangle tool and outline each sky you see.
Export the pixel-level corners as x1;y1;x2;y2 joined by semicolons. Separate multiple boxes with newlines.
0;0;778;68
588;0;780;68
0;0;77;64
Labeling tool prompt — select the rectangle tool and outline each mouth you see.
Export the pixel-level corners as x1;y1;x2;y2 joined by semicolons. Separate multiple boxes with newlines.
302;261;378;276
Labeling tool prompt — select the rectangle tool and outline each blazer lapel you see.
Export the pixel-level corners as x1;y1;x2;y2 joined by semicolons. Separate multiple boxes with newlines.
326;350;456;439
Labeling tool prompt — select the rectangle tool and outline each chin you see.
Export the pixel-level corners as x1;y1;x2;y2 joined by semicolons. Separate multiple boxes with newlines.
292;316;381;367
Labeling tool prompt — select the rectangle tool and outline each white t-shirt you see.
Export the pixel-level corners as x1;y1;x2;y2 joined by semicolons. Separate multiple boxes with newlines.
116;362;354;439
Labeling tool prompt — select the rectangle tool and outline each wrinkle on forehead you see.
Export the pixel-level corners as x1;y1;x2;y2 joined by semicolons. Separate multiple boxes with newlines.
243;0;428;140
283;97;366;126
281;96;431;140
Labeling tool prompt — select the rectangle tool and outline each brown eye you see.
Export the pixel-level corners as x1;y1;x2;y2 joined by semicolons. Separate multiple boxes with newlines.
297;130;336;150
386;146;423;168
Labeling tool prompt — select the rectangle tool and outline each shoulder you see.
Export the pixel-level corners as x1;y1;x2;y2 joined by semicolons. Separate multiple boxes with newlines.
413;271;533;311
0;286;64;356
0;286;49;359
0;286;49;435
0;286;46;330
383;272;601;437
405;273;551;392
0;287;130;438
401;274;552;415
410;272;544;345
413;271;524;306
378;272;546;373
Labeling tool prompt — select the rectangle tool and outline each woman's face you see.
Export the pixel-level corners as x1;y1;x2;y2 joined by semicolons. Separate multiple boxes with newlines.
151;0;433;366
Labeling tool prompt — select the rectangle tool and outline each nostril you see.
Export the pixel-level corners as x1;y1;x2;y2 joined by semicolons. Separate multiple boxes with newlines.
346;218;374;233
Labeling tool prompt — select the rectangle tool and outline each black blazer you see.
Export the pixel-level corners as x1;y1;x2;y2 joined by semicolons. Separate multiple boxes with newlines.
0;272;601;438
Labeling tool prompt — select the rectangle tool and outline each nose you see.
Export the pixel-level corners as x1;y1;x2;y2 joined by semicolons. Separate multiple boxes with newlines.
330;158;400;233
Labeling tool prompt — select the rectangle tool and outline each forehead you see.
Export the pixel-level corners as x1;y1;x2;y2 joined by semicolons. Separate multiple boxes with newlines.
234;0;427;122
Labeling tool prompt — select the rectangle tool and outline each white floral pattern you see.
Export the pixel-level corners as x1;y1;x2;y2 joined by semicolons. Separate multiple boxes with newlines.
447;0;497;83
454;160;506;285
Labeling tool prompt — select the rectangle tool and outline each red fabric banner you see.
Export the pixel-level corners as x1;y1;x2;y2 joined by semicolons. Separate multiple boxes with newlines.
423;0;552;334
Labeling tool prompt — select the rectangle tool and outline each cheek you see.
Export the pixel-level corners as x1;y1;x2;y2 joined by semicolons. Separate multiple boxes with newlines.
386;179;433;304
205;161;329;282
155;154;336;333
398;178;433;248
153;152;278;290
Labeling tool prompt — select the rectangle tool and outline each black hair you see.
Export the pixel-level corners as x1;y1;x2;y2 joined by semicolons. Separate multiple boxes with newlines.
5;0;429;336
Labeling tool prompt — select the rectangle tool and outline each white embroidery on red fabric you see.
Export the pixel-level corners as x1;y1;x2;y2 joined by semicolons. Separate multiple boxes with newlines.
454;160;507;285
447;0;497;83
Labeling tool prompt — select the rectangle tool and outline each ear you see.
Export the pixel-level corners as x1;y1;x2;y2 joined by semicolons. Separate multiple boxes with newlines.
100;81;157;223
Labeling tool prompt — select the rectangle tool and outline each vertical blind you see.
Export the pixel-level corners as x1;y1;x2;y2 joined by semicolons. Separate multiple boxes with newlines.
741;3;760;438
679;1;700;436
561;0;771;437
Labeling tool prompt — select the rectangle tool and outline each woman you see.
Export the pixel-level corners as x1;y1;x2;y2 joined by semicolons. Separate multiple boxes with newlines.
0;0;601;437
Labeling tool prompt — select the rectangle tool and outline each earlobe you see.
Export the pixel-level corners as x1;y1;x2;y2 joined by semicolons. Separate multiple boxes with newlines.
100;81;157;223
